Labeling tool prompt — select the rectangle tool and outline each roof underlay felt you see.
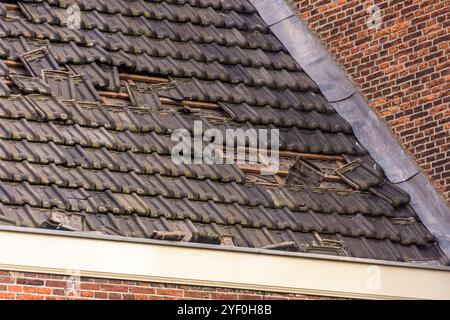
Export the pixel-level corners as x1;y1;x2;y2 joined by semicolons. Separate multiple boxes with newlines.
0;0;447;265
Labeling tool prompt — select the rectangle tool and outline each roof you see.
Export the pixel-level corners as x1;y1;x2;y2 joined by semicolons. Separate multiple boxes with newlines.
0;0;448;265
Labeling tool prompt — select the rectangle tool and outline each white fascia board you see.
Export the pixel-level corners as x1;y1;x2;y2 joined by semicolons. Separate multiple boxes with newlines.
0;228;449;300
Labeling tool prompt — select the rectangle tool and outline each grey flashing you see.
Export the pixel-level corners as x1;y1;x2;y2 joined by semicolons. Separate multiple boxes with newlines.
332;92;418;182
249;0;295;26
398;173;450;255
270;16;356;102
251;0;450;257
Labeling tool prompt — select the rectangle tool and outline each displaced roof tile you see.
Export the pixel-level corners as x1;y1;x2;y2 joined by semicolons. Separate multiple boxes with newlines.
0;0;444;265
20;47;60;77
10;74;52;95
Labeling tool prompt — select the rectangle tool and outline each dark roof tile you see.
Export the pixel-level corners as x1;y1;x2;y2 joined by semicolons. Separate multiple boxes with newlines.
337;157;385;191
20;46;59;76
10;74;52;94
370;182;411;208
68;63;121;92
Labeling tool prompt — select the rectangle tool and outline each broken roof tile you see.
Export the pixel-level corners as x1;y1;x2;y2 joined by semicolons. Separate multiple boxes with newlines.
10;74;52;95
70;63;121;92
71;74;102;102
126;83;162;111
42;70;101;102
370;182;411;208
42;69;73;99
286;158;324;187
337;157;385;191
20;47;60;77
40;210;85;232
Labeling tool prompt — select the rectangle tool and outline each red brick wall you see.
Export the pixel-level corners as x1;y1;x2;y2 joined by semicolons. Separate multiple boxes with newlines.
0;270;331;300
290;0;449;200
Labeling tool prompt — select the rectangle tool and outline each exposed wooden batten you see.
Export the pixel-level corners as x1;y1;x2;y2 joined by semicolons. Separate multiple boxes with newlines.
98;91;222;110
238;164;288;176
98;91;129;99
3;60;170;84
4;4;19;11
238;164;342;182
159;97;221;109
3;60;22;67
119;73;169;84
180;100;221;110
238;146;344;161
323;175;342;182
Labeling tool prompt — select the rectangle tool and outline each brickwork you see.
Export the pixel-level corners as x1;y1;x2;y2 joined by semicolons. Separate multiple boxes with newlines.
290;0;449;200
0;270;332;300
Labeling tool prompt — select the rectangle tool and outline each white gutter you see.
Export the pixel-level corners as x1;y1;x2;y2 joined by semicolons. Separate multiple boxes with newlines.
0;227;449;300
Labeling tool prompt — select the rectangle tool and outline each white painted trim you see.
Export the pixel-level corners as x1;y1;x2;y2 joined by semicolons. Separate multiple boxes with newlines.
0;228;449;300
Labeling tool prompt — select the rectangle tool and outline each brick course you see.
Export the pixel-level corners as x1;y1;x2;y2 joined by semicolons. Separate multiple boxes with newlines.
290;0;449;200
0;270;332;300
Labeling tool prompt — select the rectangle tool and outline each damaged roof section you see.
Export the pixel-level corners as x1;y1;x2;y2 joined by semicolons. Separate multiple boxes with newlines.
337;157;411;208
20;47;59;76
42;69;101;102
0;0;447;265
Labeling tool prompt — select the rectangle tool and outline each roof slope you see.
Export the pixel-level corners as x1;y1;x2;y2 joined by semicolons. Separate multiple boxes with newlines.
0;0;447;265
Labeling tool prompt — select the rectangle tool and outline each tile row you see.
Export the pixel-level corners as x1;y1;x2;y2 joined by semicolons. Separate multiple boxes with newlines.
0;179;432;245
221;102;354;134
0;204;446;263
67;63;120;92
213;122;365;155
1;17;298;70
18;4;284;51
0;117;174;154
142;0;258;14
21;0;257;14
151;78;327;111
3;67;357;150
0;94;194;133
20;0;267;32
0;139;246;183
337;157;411;207
0;35;309;92
0;95;364;155
0;152;401;218
0;84;354;135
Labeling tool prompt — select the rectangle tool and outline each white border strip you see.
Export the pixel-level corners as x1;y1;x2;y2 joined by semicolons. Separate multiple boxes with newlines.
1;228;449;300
